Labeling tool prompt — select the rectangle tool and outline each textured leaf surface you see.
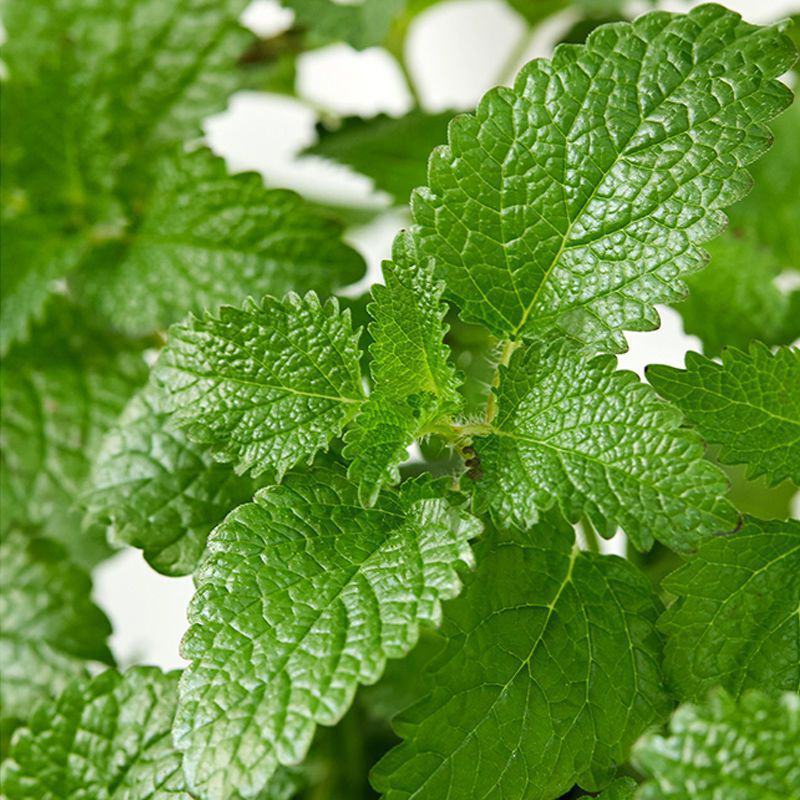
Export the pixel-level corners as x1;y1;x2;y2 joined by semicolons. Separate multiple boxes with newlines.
174;466;481;800
1;668;189;799
0;301;148;563
156;293;364;478
659;517;800;700
678;232;800;356
306;111;451;201
647;345;800;486
344;234;461;504
84;382;258;576
411;5;795;349
633;689;800;800
0;532;112;727
74;148;365;336
472;340;737;552
372;521;669;800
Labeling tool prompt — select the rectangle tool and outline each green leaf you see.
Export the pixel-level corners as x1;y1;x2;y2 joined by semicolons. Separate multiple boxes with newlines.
174;465;481;800
72;148;366;337
306;111;451;202
1;668;188;799
633;689;800;800
282;0;407;50
677;232;800;356
372;520;669;800
156;293;364;479
471;339;737;552
0;300;148;565
83;381;259;576
592;778;638;799
647;344;800;487
344;234;461;504
0;532;112;730
411;5;795;349
659;517;800;701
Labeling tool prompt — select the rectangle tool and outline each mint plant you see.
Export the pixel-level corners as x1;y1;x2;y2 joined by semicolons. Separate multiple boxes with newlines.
1;2;799;799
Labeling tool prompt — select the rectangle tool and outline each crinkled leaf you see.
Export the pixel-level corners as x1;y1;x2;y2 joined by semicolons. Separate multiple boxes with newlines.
659;517;800;701
1;668;189;799
472;339;737;552
372;520;669;800
344;234;461;504
174;466;481;800
156;293;364;479
633;689;800;800
677;232;800;356
73;148;365;337
306;111;451;202
647;344;800;486
0;532;112;729
411;5;795;349
282;0;407;49
0;301;148;565
83;381;259;576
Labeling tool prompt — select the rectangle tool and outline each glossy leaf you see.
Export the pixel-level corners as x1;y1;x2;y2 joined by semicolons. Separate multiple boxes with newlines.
174;466;481;799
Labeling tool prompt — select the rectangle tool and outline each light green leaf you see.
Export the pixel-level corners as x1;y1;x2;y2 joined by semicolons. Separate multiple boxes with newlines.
633;689;800;800
344;234;461;504
677;232;800;356
0;300;148;565
659;517;800;701
411;5;795;349
156;293;364;479
471;339;737;552
372;520;669;800
1;668;189;799
73;148;366;337
83;381;259;576
174;466;481;800
647;344;800;487
0;532;112;730
306;111;451;202
593;778;638;799
282;0;407;50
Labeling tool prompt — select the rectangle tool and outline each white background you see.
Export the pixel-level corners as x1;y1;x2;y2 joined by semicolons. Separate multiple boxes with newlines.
93;0;800;670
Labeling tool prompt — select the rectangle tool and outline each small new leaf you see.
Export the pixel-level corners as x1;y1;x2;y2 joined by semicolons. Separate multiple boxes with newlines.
84;382;259;576
0;533;112;728
633;689;800;800
472;340;737;552
659;517;800;700
647;344;800;486
1;668;187;800
411;5;796;349
156;293;364;478
344;234;461;504
373;521;669;800
174;466;481;800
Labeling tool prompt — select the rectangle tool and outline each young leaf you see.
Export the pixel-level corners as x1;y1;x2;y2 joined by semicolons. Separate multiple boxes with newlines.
1;668;186;799
647;344;800;487
156;293;364;478
306;111;452;202
659;517;800;701
677;232;800;356
592;778;638;800
83;382;259;577
73;148;366;337
0;301;148;564
0;532;112;730
411;5;796;349
633;689;800;800
372;520;669;800
174;465;481;800
471;339;737;552
344;234;461;504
